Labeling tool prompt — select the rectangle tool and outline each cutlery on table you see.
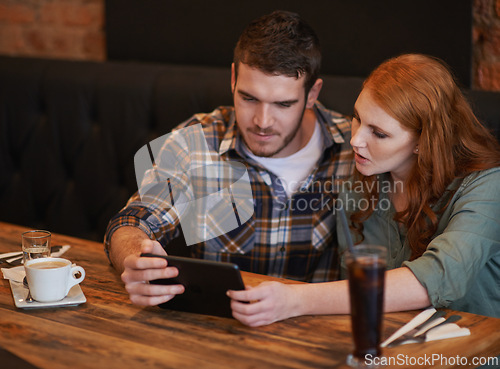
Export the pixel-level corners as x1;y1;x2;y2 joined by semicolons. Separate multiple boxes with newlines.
0;245;64;266
386;310;446;348
387;313;462;347
22;277;34;303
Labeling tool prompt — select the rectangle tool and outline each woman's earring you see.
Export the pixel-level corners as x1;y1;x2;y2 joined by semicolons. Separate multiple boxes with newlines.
415;147;419;154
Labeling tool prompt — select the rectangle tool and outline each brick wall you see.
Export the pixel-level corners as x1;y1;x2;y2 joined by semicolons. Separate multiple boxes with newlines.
0;0;105;61
473;0;500;90
0;0;499;91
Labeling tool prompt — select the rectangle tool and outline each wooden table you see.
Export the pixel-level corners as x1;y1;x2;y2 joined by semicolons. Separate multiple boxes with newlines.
0;222;499;369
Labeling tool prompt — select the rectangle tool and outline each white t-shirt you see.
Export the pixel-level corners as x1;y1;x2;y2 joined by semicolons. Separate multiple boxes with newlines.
243;121;324;197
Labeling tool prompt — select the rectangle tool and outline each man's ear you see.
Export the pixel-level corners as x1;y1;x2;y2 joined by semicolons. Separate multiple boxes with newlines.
231;63;236;94
306;79;323;108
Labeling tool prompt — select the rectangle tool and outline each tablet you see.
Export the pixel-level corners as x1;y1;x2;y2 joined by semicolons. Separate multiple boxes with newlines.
141;253;245;318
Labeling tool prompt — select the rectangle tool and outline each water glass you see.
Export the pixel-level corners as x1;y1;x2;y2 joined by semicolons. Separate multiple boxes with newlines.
22;230;51;263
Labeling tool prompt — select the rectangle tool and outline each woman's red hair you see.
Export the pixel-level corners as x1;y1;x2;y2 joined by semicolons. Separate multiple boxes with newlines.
352;54;500;259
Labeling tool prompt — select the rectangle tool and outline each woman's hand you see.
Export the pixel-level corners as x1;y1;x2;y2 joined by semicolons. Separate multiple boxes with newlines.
227;281;299;327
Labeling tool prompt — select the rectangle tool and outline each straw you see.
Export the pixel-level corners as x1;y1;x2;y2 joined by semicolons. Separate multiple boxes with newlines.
338;205;356;258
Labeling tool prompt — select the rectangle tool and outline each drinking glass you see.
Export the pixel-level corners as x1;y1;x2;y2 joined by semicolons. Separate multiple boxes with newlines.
22;230;51;263
345;245;387;368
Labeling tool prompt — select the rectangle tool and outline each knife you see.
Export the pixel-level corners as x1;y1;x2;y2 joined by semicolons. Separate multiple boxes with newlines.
387;310;446;348
387;315;462;347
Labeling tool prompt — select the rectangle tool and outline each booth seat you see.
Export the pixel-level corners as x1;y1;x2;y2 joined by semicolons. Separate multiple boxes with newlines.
0;56;499;241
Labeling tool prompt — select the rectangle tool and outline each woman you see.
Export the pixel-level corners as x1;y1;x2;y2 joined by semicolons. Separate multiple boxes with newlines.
227;54;500;327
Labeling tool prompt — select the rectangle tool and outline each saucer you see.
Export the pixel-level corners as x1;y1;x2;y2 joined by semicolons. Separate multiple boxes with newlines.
9;280;86;309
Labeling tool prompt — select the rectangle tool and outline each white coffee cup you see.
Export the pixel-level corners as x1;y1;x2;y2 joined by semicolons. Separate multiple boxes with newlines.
24;257;85;302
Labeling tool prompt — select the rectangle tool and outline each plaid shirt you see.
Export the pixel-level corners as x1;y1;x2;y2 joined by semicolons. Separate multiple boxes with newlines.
105;102;353;282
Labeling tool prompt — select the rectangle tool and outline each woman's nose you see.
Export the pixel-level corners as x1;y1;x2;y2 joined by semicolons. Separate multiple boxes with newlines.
350;127;366;148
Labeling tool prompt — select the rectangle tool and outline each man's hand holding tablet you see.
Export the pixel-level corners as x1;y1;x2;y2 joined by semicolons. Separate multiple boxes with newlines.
118;234;185;306
142;253;245;318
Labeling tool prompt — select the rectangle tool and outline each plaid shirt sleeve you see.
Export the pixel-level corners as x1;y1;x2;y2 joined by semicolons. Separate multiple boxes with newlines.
104;107;234;254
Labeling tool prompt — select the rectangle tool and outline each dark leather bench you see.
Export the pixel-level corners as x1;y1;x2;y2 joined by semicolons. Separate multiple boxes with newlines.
0;56;498;241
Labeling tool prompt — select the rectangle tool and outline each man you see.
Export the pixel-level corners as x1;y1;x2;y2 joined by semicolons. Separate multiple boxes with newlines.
105;10;353;307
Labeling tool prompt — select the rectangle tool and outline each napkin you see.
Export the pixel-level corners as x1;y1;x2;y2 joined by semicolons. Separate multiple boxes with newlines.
1;245;71;282
381;308;470;347
1;266;26;283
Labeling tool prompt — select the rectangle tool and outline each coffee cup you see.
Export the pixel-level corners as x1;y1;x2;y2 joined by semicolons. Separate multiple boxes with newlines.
24;257;85;302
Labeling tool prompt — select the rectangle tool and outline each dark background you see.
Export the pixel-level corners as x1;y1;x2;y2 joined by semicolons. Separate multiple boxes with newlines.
105;0;473;87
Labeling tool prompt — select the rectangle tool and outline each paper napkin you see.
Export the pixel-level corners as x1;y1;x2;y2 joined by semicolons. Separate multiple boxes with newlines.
1;266;25;283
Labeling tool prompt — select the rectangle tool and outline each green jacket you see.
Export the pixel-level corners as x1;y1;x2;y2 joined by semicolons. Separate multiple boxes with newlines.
338;168;500;318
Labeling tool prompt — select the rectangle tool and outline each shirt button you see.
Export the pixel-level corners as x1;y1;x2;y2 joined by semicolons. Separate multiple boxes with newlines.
280;246;286;252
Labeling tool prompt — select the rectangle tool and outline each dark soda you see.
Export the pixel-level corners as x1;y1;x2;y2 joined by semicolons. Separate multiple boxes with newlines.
347;257;386;359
